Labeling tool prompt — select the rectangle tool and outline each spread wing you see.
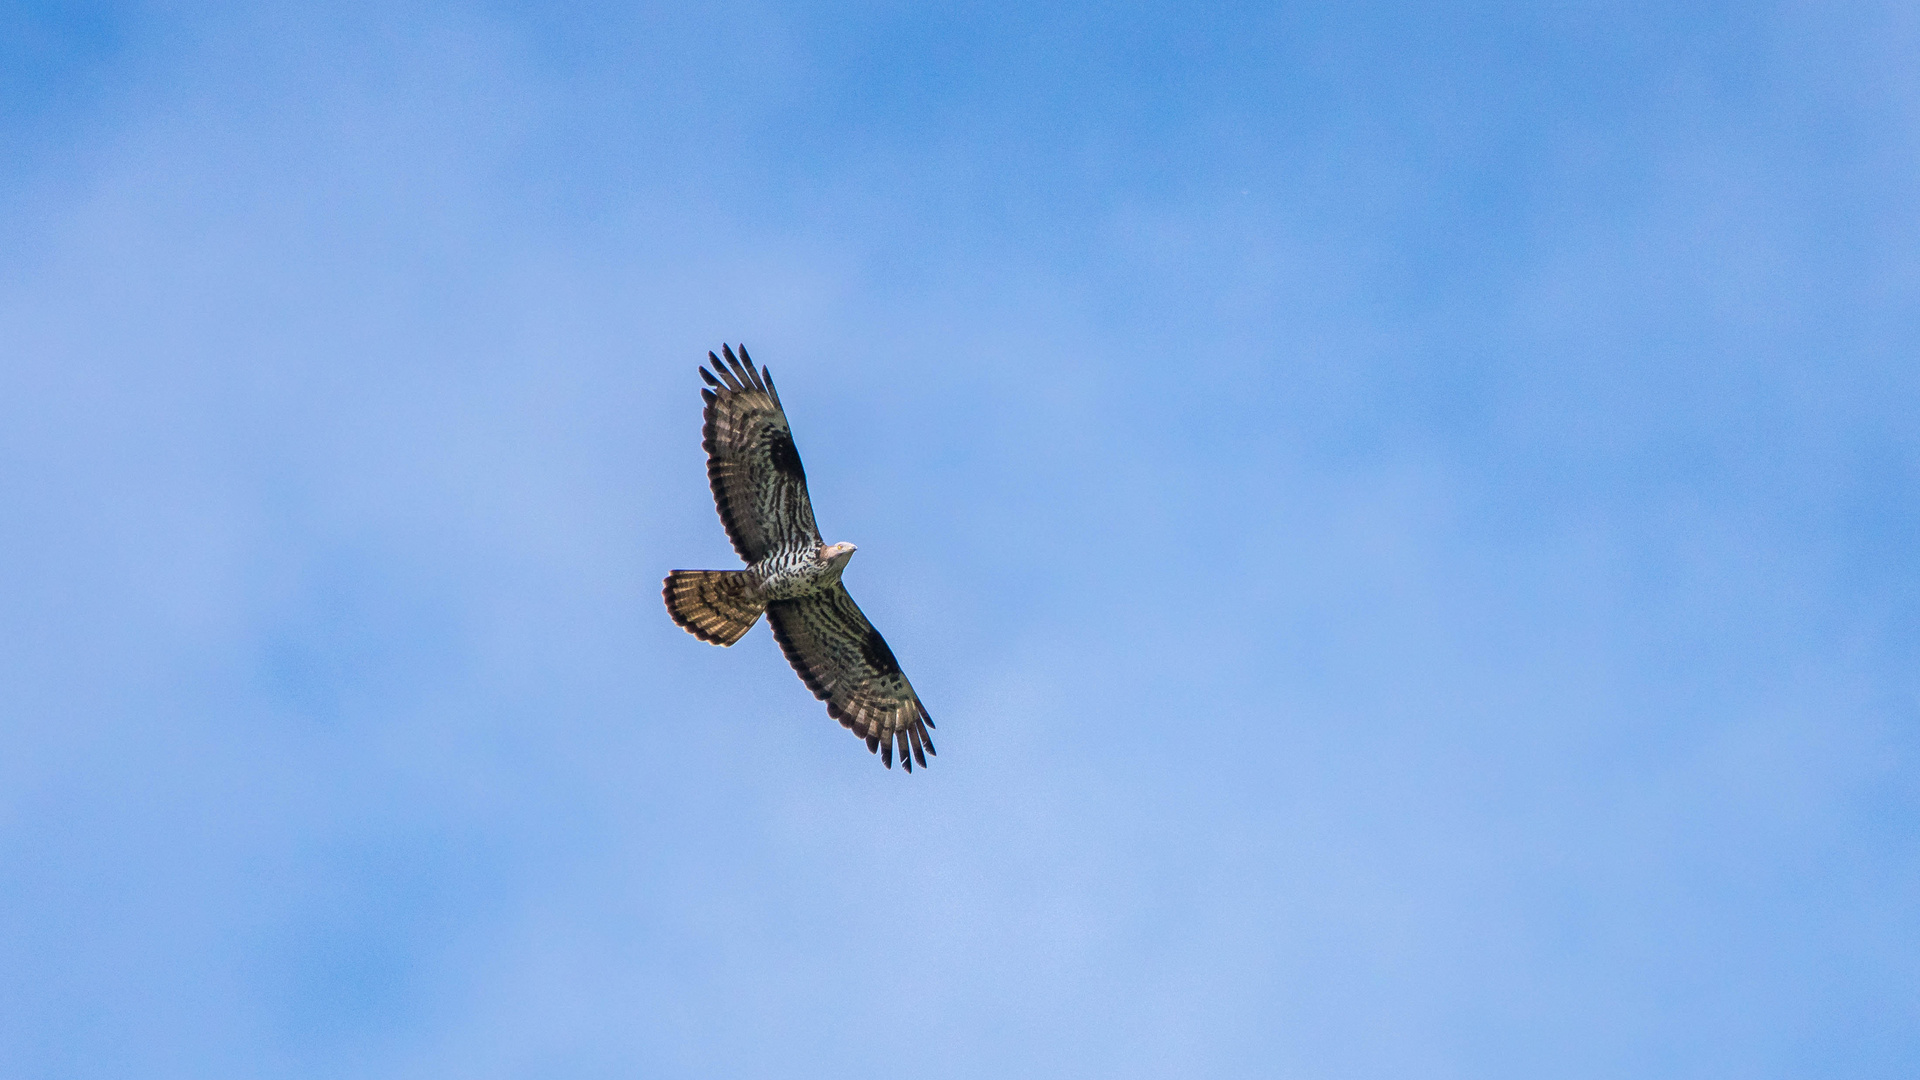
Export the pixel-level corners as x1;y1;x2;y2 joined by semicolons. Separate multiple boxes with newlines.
767;585;935;771
700;345;821;564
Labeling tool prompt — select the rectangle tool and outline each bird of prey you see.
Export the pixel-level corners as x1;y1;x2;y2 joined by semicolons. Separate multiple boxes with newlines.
663;345;935;771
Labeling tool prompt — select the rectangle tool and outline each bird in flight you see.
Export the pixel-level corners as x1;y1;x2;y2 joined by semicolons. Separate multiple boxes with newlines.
663;345;935;771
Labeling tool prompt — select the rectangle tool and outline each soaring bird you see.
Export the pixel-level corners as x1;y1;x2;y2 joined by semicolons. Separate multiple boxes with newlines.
663;345;935;771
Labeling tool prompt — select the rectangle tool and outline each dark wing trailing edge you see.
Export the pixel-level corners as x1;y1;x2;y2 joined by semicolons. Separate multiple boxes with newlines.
700;344;822;564
767;585;935;771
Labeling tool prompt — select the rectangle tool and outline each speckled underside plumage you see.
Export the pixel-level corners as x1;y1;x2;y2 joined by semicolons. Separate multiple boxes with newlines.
664;345;935;771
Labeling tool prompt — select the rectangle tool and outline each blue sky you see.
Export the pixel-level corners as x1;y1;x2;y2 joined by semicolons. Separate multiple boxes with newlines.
2;2;1916;1076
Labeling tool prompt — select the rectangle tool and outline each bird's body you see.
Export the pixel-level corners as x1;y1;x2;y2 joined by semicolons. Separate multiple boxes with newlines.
663;345;934;771
751;542;851;601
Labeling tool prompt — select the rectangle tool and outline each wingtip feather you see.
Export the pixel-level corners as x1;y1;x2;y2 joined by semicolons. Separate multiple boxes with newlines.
738;345;762;388
721;344;758;392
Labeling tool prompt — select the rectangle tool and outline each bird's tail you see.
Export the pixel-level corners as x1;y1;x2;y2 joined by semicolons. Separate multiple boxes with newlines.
663;570;766;646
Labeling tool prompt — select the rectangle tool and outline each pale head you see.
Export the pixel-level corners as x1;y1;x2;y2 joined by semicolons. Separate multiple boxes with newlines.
820;541;857;565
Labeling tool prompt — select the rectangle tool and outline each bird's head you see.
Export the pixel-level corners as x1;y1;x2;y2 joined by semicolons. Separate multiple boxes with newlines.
820;541;857;567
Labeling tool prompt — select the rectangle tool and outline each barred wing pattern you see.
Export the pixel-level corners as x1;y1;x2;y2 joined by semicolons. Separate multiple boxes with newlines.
767;585;935;771
701;345;821;563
